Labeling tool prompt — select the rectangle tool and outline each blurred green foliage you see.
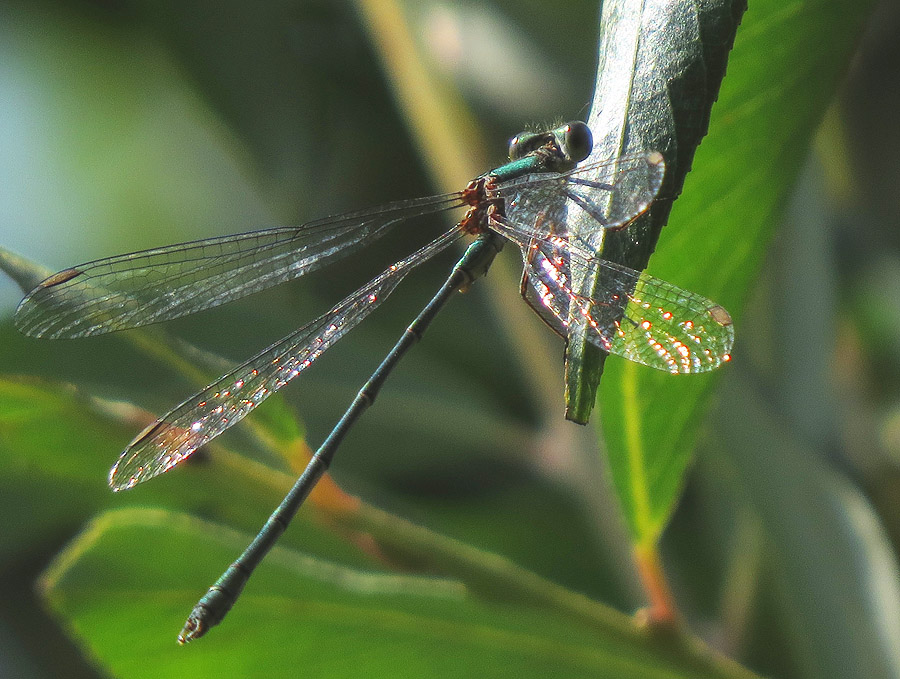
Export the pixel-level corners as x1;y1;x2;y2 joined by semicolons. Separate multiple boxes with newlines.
1;1;899;679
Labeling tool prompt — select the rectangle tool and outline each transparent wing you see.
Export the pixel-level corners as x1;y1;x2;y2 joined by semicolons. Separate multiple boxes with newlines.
495;152;665;249
15;192;464;339
494;216;733;374
109;228;463;490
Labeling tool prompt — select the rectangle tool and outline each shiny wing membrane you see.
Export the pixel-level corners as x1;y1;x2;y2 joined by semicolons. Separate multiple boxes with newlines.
490;150;733;374
494;152;665;248
109;228;463;490
518;230;733;373
15;192;464;339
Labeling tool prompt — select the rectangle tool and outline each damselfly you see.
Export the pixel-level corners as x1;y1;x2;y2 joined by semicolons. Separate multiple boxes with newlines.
15;121;733;642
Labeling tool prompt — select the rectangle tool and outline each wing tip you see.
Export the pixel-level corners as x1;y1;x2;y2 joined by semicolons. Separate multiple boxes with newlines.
108;419;184;491
38;267;83;289
707;304;733;327
645;151;665;168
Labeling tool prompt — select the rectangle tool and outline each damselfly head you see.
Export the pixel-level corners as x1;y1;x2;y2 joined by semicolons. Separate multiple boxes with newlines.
508;121;593;167
556;121;592;164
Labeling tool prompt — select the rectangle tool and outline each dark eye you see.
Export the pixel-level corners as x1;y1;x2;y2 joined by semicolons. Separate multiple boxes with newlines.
508;131;538;160
508;134;522;160
563;121;592;162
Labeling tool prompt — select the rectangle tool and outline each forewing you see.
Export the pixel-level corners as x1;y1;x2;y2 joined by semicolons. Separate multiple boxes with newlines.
496;152;665;250
16;192;463;339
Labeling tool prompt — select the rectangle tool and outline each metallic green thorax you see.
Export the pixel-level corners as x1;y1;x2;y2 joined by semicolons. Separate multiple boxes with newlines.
488;154;549;182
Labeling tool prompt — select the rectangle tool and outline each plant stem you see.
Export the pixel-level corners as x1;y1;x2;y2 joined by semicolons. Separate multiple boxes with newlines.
634;542;679;624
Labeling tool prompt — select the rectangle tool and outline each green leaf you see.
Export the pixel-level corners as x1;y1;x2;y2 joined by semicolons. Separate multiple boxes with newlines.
564;0;746;423
3;366;759;678
596;0;878;546
40;507;754;679
0;376;364;567
0;377;118;561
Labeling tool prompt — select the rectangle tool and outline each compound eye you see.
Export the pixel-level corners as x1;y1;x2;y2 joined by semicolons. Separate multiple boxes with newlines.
563;121;592;163
508;131;538;160
508;135;522;160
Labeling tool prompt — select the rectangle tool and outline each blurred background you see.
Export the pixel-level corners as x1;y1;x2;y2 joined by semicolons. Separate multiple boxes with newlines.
1;0;899;678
